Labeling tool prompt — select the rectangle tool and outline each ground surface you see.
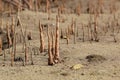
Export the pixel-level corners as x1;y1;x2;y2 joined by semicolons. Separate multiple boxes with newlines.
0;0;120;79
0;10;120;80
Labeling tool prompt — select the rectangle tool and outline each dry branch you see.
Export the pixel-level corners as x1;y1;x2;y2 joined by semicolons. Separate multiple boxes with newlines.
66;28;69;45
82;24;85;42
30;47;34;65
54;15;60;63
6;23;12;47
47;26;54;65
3;0;23;10
76;4;81;16
51;31;55;57
0;0;3;11
25;47;28;65
39;20;45;53
74;20;76;44
93;14;99;42
35;0;38;11
0;37;2;53
11;52;14;66
46;0;50;13
60;28;63;39
71;18;75;35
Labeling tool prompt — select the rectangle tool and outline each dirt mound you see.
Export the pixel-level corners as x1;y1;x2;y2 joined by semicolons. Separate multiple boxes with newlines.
86;54;106;63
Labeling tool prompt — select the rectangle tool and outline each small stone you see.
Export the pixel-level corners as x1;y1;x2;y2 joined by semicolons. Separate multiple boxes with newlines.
60;72;69;76
81;73;85;75
71;64;84;70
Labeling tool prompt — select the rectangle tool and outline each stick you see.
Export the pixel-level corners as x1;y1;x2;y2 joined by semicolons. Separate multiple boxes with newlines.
76;4;81;16
0;36;2;53
46;0;50;13
93;14;99;42
48;8;51;20
89;14;93;41
39;20;45;53
54;15;60;63
71;18;75;35
3;50;6;62
76;25;79;37
6;22;12;47
13;33;16;60
47;26;54;65
35;0;38;11
11;52;14;66
25;46;28;65
82;24;85;42
74;20;76;44
51;30;55;57
87;25;90;41
28;42;34;65
24;26;28;65
66;28;69;45
60;28;63;39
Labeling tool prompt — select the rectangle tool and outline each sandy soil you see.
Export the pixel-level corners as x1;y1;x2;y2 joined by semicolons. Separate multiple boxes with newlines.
0;10;120;80
0;2;120;79
0;42;120;80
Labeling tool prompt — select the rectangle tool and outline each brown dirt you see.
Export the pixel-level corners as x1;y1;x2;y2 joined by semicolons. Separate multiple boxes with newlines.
0;0;120;80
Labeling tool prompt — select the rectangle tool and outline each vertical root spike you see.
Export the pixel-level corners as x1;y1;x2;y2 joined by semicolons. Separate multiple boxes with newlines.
47;26;54;65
